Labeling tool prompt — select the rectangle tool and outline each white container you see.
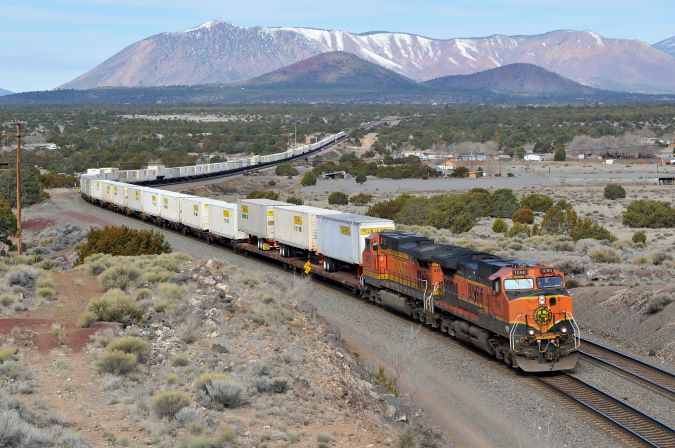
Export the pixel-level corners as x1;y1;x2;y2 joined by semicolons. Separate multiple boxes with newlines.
274;205;341;251
179;196;207;230
159;190;194;223
238;198;289;239
141;188;162;217
90;179;103;200
126;185;146;212
101;180;126;207
206;199;246;240
317;213;395;265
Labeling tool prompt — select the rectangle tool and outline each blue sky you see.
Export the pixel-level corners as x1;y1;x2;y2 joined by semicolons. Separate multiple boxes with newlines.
1;0;673;92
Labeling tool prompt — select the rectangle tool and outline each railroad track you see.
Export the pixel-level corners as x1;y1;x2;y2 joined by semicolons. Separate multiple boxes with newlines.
537;373;675;447
579;338;675;396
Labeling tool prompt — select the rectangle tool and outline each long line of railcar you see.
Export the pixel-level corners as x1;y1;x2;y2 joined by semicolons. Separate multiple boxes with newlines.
83;131;346;185
80;130;580;373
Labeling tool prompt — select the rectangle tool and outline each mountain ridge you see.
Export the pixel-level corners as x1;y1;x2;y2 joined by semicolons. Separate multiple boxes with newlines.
0;88;13;96
654;36;675;58
60;21;675;93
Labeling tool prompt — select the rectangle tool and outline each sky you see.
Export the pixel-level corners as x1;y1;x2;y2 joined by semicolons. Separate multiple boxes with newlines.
1;0;674;92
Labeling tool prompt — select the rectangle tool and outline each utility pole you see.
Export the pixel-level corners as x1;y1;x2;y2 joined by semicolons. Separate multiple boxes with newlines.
2;122;27;255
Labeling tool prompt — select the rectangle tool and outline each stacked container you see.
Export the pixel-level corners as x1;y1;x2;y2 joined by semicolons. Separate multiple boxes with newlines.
238;198;289;240
274;205;341;252
126;185;146;212
159;190;194;223
317;213;395;266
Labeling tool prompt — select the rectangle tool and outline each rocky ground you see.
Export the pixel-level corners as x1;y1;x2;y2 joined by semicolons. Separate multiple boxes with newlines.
0;226;435;447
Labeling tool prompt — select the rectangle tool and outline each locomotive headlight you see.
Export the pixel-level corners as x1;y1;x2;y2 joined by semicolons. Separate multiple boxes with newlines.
538;295;545;305
528;329;535;336
561;327;568;334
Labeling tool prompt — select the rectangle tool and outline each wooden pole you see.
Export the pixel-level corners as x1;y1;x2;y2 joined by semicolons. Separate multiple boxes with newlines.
15;122;22;255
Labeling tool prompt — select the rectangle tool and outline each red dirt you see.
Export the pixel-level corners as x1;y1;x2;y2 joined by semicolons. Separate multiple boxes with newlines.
62;210;109;226
22;218;56;232
0;318;112;352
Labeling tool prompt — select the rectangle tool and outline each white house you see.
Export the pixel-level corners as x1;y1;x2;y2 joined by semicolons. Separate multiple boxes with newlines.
524;154;544;162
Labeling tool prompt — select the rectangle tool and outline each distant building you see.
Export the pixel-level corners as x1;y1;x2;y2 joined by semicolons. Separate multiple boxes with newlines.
322;171;351;180
524;154;544;162
459;153;488;161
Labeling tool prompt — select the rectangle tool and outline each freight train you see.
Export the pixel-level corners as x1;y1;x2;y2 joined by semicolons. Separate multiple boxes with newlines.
84;131;347;185
80;136;579;373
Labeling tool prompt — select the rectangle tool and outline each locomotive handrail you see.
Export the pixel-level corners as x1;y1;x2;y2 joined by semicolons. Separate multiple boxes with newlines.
568;313;581;349
509;314;523;351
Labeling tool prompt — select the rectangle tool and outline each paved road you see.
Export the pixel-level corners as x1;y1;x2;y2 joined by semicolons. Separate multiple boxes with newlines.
26;190;618;448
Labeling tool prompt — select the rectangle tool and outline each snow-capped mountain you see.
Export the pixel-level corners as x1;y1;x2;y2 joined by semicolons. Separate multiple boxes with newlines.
61;21;675;93
654;36;675;58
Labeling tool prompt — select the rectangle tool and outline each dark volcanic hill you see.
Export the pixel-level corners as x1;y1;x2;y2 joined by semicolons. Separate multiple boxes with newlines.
241;52;416;89
654;36;675;58
60;21;675;93
424;63;600;96
0;88;13;96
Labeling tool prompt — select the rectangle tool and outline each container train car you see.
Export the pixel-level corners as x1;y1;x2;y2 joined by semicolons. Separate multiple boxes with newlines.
82;131;346;186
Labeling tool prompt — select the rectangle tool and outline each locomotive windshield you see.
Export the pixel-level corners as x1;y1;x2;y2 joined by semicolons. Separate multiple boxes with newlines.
536;276;564;288
504;278;534;290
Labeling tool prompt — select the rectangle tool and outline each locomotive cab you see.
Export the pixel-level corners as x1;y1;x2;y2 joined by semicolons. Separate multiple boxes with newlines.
494;266;580;372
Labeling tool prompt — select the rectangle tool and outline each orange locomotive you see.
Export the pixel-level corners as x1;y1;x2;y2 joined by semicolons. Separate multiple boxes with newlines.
360;232;579;372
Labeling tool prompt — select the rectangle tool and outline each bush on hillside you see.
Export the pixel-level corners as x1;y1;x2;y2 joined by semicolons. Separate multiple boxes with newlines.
274;164;298;177
622;200;675;228
520;193;554;213
450;166;469;178
492;218;508;233
355;173;367;184
349;193;372;206
301;171;317;186
76;226;170;265
506;223;531;238
152;391;191;419
97;350;138;375
588;247;620;263
541;207;578;235
570;218;617;242
603;183;626;200
328;192;348;205
512;208;534;224
285;196;304;205
107;337;149;362
99;264;141;291
488;189;519;218
87;289;143;325
632;230;647;245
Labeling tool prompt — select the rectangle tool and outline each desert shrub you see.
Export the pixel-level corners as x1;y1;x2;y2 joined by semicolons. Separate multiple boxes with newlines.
274;164;298;177
172;355;190;367
632;256;652;265
301;171;317;186
450;166;469;177
632;231;647;245
531;223;541;236
157;282;185;301
245;190;279;200
85;259;113;276
78;312;97;328
506;223;531;238
139;269;174;285
570;219;616;242
6;266;40;288
488;189;519;218
253;376;289;394
36;286;55;300
645;293;672;314
541;206;577;235
97;350;138;375
107;337;149;362
652;252;673;265
195;373;244;409
151;253;186;272
87;289;143;325
355;173;367;184
76;226;171;264
328;191;348;205
588;247;620;263
285;196;304;205
512;208;534;224
152;390;191;419
555;259;585;275
0;294;15;307
520;193;554;212
603;183;626;200
99;264;141;291
400;429;417;448
0;345;15;363
492;218;508;233
565;279;580;289
178;428;237;448
349;193;372;206
622;200;675;228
